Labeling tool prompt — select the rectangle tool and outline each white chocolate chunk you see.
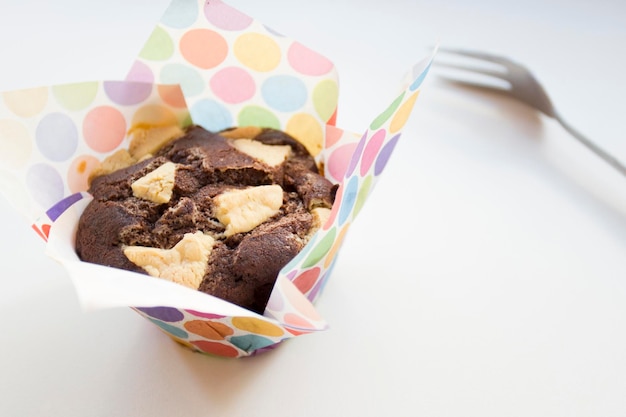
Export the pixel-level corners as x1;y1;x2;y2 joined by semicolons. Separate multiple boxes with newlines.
123;231;215;289
89;149;137;183
231;139;292;167
131;162;177;204
311;207;331;230
129;124;184;160
214;184;283;236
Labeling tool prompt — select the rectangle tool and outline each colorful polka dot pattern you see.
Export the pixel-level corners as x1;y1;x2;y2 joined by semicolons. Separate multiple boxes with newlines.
132;306;287;357
0;0;434;358
0;81;189;229
129;55;434;358
265;57;433;331
126;0;339;157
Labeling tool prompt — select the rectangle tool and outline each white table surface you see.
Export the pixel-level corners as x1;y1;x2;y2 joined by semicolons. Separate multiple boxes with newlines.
1;1;626;416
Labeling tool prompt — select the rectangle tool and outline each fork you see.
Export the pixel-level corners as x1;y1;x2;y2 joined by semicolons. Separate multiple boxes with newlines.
434;47;626;177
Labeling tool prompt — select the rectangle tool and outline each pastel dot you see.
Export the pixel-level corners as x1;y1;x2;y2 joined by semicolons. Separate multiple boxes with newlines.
250;342;281;355
52;82;98;111
136;306;184;322
131;104;178;128
313;79;338;123
283;313;314;332
285;327;309;336
229;334;275;353
104;81;153;106
325;124;344;148
204;0;253;31
169;335;195;350
303;227;336;268
126;60;155;83
249;341;284;354
293;267;321;294
26;163;64;209
370;91;404;130
345;132;367;178
338;176;358;225
237;105;280;129
147;317;188;339
191;99;233;132
209;67;255;104
287;42;334;76
83;106;126;153
160;63;205;98
45;192;85;221
139;26;175;61
161;0;199;28
261;75;307;112
231;317;284;337
326;142;357;182
410;62;431;91
285;113;323;157
234;33;281;72
183;111;195;127
157;85;188;109
390;92;419;133
324;187;341;228
360;129;386;176
185;310;226;319
67;155;100;193
2;87;48;117
375;133;401;176
324;224;350;269
248;343;281;355
191;340;240;358
327;108;338;126
184;320;234;340
180;29;228;70
0;119;32;169
280;275;322;321
353;174;373;218
307;269;328;302
35;113;78;162
33;224;50;241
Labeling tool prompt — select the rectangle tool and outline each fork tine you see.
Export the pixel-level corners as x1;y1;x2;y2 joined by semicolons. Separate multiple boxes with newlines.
436;75;512;97
436;47;626;178
437;46;514;66
434;61;509;81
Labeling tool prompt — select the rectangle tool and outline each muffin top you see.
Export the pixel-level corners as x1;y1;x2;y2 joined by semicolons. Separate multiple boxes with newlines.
75;126;336;313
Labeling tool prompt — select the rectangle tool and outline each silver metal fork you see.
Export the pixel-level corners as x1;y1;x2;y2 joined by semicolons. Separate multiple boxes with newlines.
434;47;626;177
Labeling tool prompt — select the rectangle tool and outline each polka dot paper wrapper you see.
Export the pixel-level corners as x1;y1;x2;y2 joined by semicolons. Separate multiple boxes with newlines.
0;0;434;358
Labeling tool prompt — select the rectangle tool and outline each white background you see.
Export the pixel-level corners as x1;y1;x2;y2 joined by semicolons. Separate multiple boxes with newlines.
1;0;626;416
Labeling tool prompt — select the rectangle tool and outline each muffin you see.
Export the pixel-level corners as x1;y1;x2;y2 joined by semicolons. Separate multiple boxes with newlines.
75;125;337;314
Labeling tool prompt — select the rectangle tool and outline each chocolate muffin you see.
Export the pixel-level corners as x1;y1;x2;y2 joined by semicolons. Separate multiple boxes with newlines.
75;126;337;314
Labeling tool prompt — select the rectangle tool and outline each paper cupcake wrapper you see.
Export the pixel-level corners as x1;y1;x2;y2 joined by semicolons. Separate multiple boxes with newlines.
126;0;339;158
0;0;434;357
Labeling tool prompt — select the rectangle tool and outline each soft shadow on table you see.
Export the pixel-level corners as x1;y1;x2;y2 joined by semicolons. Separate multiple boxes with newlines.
102;314;291;415
0;281;287;416
426;79;626;243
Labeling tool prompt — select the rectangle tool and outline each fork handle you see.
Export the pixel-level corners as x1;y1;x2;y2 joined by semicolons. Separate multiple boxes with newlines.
554;112;626;177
